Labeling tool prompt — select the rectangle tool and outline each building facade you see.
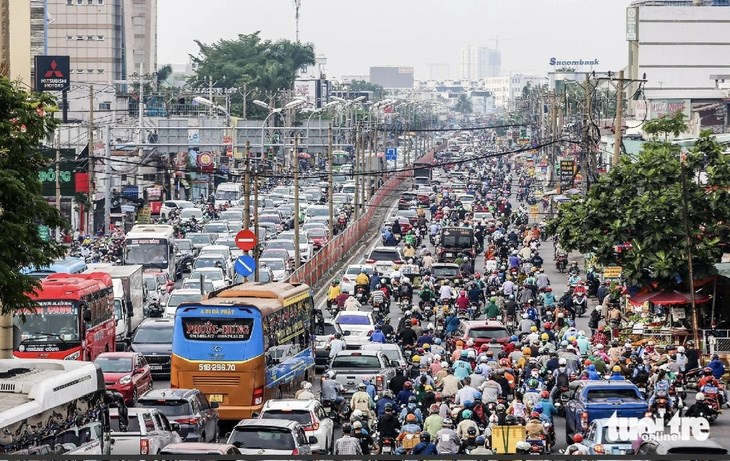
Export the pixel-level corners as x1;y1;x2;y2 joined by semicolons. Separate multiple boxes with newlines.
461;45;501;81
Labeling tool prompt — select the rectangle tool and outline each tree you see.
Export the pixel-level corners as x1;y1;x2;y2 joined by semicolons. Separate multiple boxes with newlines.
347;80;385;100
0;77;67;313
453;94;472;114
155;64;173;90
189;32;315;117
547;112;730;288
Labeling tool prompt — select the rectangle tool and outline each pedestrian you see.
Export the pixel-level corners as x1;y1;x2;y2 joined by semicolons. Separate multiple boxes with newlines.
334;424;362;455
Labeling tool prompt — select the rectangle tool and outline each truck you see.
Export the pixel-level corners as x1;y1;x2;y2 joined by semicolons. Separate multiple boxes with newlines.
564;380;648;445
109;407;182;455
438;227;475;262
214;182;243;208
327;350;397;397
413;161;432;182
85;264;146;351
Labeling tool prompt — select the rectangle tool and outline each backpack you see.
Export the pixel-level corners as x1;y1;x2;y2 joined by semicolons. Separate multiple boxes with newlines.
556;372;569;389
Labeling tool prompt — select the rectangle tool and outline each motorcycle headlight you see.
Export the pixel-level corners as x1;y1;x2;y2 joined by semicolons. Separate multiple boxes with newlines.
119;374;132;385
64;351;80;360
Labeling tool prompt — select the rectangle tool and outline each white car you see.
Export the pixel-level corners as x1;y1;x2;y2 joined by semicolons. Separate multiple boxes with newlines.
202;221;231;239
260;257;288;282
159;200;195;220
365;246;403;277
164;289;203;318
189;267;228;290
266;239;297;261
258;399;334;454
179;207;203;223
279;231;313;262
334;311;375;348
193;253;233;280
339;264;374;294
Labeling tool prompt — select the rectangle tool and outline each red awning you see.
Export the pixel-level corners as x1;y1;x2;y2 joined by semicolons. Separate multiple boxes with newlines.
629;291;710;306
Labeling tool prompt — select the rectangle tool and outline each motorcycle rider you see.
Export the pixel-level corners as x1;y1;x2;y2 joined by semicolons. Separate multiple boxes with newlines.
328;333;346;359
412;432;438;455
459;426;481;454
344;292;362;311
525;411;546;441
352;420;377;455
327;280;341;310
685;392;716;418
376;403;401;439
350;382;375;426
399;395;423;424
565;434;589;455
369;326;386;343
435;418;461;454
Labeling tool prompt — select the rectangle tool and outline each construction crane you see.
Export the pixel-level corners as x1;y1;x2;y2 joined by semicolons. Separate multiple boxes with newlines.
294;0;302;43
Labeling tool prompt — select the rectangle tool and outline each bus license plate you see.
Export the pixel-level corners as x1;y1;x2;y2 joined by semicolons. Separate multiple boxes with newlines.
208;394;224;403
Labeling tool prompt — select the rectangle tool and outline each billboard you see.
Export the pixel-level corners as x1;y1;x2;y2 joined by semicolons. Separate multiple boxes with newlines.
34;56;70;92
369;66;414;89
635;99;691;120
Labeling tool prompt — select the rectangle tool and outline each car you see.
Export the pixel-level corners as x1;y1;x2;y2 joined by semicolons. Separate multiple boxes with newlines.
94;351;154;405
473;211;495;225
314;320;341;369
259;213;287;231
214;237;244;259
260;257;288;282
188;232;217;250
258;399;334;454
394;208;419;227
202;221;231;238
306;227;329;251
180;277;215;295
129;318;174;377
398;192;417;210
137;388;220;443
261;248;292;269
457;194;475;211
233;266;274;284
193;253;233;280
160;443;240;455
333;311;375;348
634;439;727;456
176;239;197;270
266;239;297;261
159;200;194;220
583;418;634;455
431;262;460;284
327;350;397;396
164;288;203;318
198;244;233;261
189;267;229;290
279;230;313;262
226;419;316;455
453;320;510;351
360;343;407;369
307;215;330;229
307;205;329;219
339;264;375;294
365;246;403;277
179;207;203;223
564;380;648;444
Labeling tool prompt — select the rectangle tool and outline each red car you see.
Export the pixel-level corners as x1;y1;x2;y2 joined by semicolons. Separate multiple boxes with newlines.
95;352;154;405
307;227;329;251
452;320;511;351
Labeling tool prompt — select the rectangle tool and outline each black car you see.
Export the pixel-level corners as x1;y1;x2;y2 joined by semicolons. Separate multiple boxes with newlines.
129;318;174;377
137;388;220;443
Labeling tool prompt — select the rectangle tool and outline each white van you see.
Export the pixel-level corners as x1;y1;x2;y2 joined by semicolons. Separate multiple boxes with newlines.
214;182;243;207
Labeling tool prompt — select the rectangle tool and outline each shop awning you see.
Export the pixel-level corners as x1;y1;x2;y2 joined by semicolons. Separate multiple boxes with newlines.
629;290;710;306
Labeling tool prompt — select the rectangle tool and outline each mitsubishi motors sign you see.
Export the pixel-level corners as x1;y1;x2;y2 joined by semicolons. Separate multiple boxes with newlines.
34;56;70;92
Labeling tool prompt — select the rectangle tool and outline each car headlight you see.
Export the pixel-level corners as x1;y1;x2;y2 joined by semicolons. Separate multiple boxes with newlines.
119;374;132;385
64;351;80;360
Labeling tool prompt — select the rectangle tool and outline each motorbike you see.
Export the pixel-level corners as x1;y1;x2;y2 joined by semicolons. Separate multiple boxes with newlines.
650;396;672;423
379;435;396;455
371;303;384;324
554;386;570;416
573;294;587;317
467;303;479;320
321;399;350;425
526;437;548;454
355;285;369;305
555;255;568;273
702;384;722;422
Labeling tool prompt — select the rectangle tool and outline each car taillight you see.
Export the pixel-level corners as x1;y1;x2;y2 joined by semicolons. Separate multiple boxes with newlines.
376;375;383;390
253;386;264;405
303;413;320;431
175;417;200;425
366;259;375;264
593;444;605;454
140;438;149;455
291;448;300;455
580;412;589;430
394;260;403;265
342;277;350;282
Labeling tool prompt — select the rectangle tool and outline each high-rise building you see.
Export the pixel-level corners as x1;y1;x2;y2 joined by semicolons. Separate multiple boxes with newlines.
461;45;501;81
426;63;450;81
41;0;157;85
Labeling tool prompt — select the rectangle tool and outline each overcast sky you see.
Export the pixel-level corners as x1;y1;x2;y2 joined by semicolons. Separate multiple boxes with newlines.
157;0;633;80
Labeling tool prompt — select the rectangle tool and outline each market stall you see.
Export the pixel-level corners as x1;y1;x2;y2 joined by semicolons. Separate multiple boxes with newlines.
621;291;710;346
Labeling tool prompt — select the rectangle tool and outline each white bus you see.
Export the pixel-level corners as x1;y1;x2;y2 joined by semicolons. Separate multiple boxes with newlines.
124;224;177;280
0;359;113;455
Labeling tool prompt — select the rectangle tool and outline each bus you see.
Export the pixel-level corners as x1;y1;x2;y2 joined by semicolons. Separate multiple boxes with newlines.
0;359;113;455
214;182;243;208
13;273;116;361
170;282;315;421
124;224;177;281
22;256;88;279
332;150;351;169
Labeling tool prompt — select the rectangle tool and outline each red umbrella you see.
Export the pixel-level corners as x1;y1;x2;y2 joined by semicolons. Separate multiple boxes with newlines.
298;152;311;159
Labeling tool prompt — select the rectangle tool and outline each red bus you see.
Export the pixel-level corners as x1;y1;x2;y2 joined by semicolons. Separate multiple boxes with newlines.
13;272;116;361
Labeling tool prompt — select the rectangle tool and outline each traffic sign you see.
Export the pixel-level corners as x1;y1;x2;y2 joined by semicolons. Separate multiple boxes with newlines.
234;255;256;277
385;148;397;161
235;229;257;251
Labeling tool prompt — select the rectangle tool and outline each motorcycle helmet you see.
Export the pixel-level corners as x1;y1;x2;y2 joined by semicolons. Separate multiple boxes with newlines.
352;421;363;429
384;402;394;411
326;370;337;379
612;365;622;372
704;367;713;376
404;381;413;389
527;378;539;389
530;411;540;419
475;435;486;446
558;358;567;366
696;392;705;401
442;418;453;427
408;395;417;404
505;415;517;425
534;404;544;414
467;426;478;437
412;355;421;363
516;441;531;453
406;413;417;422
573;434;584;443
677;346;686;354
496;403;506;412
352;409;363;419
462;409;473;419
420;432;431;442
541;390;550;399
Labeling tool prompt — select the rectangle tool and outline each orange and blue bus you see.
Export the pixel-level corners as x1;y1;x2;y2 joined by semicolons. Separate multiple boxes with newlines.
170;282;315;421
14;272;116;361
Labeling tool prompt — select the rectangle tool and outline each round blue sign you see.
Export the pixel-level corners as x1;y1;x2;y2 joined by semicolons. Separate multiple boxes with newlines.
234;255;256;277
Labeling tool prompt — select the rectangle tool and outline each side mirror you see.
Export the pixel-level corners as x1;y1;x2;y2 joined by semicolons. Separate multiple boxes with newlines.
210;402;219;409
170;422;180;432
134;367;145;375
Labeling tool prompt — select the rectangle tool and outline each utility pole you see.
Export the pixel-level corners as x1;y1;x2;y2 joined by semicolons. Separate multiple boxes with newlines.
293;133;301;269
55;130;61;213
88;84;95;235
613;69;625;169
360;123;366;211
581;75;592;193
243;141;251;229
208;75;213;117
253;171;260;282
327;124;334;239
242;83;248;120
104;125;111;235
0;0;8;78
353;124;360;220
680;156;700;347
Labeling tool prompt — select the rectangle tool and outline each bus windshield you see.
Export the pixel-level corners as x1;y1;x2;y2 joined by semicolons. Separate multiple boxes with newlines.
14;302;80;343
126;239;169;267
216;189;240;201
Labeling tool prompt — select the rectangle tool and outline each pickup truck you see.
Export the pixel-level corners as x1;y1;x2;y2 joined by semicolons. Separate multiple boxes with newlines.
564;380;648;444
327;350;397;396
110;407;182;455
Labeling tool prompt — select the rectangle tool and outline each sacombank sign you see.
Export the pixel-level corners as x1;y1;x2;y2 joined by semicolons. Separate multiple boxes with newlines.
549;57;600;67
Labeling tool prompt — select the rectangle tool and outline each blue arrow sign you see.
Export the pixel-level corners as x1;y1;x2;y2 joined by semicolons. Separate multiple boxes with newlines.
234;255;256;277
385;147;397;161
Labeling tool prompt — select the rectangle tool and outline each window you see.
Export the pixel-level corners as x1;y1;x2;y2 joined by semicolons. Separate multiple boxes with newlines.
67;0;72;4
99;102;111;111
98;0;104;4
142;414;155;432
88;0;93;4
77;0;83;4
97;35;104;40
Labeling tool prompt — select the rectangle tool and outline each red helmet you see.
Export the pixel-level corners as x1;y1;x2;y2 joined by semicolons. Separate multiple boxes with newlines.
531;411;540;419
543;322;552;330
404;381;413;389
480;344;489;352
411;318;418;325
573;434;584;443
475;273;481;279
541;390;550;399
546;287;553;292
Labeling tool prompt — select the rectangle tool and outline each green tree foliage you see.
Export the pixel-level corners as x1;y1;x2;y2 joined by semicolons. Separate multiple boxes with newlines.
453;94;472;114
547;113;730;288
189;32;315;117
0;78;67;313
347;80;385;100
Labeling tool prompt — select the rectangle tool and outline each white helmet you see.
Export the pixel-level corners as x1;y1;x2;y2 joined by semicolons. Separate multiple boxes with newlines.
441;361;448;368
595;305;601;310
558;358;567;366
696;392;705;401
434;354;441;361
352;409;363;418
427;323;435;330
303;381;313;390
677;346;686;354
